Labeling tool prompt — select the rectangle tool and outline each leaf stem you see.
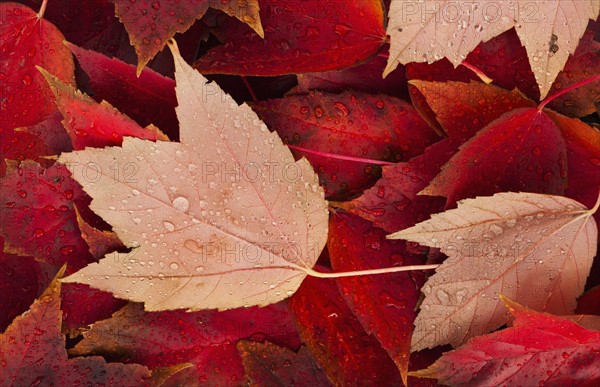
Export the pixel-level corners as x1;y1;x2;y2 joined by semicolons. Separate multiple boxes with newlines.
538;74;600;111
241;76;258;102
304;264;439;278
37;0;48;19
460;60;493;84
286;144;396;165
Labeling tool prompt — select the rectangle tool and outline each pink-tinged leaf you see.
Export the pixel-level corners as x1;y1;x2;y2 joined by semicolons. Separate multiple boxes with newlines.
422;108;567;206
390;192;598;350
0;162;92;270
576;285;600;316
40;68;168;150
337;139;452;233
0;238;38;331
67;42;180;140
546;111;600;223
111;0;263;73
289;272;403;386
547;24;600;117
70;302;300;386
0;269;162;386
293;47;408;99
410;296;600;386
237;341;332;386
252;90;439;199
328;212;428;385
195;0;386;76
75;207;125;260
0;2;75;131
409;81;535;142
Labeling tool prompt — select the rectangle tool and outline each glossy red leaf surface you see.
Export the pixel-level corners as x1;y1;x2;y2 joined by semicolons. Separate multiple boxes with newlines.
423;108;568;206
112;0;262;73
337;139;452;233
195;0;386;76
294;46;409;99
0;2;75;131
237;341;332;386
0;162;92;270
0;270;156;386
252;90;439;199
328;212;429;384
70;302;301;385
68;43;179;140
289;272;403;386
41;69;168;150
411;297;600;386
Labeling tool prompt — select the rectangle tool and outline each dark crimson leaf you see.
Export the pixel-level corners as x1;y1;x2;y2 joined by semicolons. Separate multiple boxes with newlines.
423;108;568;206
237;341;332;386
547;27;600;117
293;46;408;99
0;237;38;332
61;283;127;337
289;272;403;386
195;0;386;76
465;28;540;101
70;302;300;385
0;128;52;169
409;80;535;142
252;90;439;199
576;285;600;315
112;0;263;73
337;139;451;233
546;111;600;223
0;162;92;269
328;212;428;384
411;297;600;386
0;2;75;131
17;111;72;155
0;269;162;386
67;43;180;140
40;68;168;150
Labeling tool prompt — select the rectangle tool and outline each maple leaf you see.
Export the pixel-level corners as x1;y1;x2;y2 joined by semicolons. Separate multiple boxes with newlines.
69;301;300;385
194;0;386;76
388;192;598;351
0;267;184;386
66;43;179;140
328;212;428;385
0;2;75;131
289;271;403;385
410;296;600;386
237;341;332;386
58;42;329;311
251;90;439;199
385;0;600;98
39;67;168;150
111;0;263;74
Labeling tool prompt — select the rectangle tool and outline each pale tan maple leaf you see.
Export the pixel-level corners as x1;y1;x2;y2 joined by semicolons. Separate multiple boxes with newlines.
58;42;328;312
388;192;598;351
384;0;599;98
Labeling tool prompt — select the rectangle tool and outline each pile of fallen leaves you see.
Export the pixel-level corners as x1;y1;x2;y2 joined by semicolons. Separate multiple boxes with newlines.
1;0;599;385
